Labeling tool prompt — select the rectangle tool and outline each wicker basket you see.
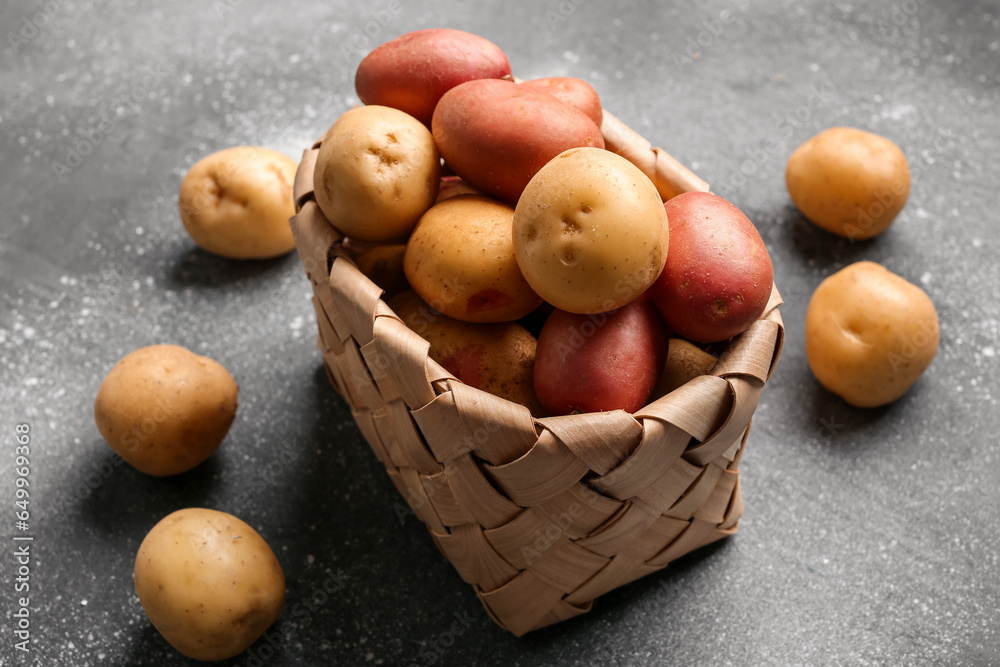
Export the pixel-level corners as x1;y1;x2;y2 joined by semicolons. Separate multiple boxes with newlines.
289;110;784;636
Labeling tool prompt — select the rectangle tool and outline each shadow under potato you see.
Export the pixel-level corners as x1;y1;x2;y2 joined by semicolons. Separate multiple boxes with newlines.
168;244;295;289
796;362;899;454
73;441;221;537
783;204;879;269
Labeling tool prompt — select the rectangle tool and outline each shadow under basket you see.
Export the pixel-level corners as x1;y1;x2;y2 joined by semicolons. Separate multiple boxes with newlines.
289;110;784;636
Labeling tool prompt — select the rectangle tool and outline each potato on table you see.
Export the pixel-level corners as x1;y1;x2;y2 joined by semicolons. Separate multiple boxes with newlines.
134;508;285;661
94;344;237;476
178;146;298;259
786;127;910;240
806;261;938;407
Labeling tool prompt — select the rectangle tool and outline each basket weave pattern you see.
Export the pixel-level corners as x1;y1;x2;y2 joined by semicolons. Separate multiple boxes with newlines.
290;112;784;636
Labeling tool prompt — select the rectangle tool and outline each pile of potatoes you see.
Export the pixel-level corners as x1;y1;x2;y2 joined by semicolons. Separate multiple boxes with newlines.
318;28;775;416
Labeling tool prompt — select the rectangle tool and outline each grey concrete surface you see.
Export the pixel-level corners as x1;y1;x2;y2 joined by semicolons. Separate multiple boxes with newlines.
1;1;998;665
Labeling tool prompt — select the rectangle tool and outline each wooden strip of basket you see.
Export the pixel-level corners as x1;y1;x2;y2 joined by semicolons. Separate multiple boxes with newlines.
289;112;784;636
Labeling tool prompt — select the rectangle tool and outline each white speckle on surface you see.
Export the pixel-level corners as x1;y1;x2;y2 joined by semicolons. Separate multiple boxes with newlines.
290;315;304;330
563;50;580;63
984;347;996;358
920;272;932;285
915;208;930;219
81;599;88;606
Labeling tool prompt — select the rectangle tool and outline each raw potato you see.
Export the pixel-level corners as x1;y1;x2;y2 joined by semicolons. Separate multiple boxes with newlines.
652;338;719;399
354;244;408;296
806;261;938;408
519;77;603;126
390;291;543;415
533;296;668;415
786;127;910;240
649;191;773;343
513;147;669;314
432;79;605;203
355;28;512;126
435;175;481;203
404;195;542;323
134;508;285;661
94;344;237;476
314;105;440;242
178;146;297;259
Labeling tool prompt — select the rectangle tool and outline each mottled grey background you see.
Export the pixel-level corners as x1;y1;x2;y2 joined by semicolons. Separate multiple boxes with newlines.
1;0;998;665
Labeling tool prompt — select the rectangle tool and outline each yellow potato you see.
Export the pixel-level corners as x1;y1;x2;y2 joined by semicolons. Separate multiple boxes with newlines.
314;105;440;242
806;261;938;407
652;338;718;398
134;508;285;661
94;344;237;476
513;147;669;314
390;291;543;415
404;195;542;323
786;127;910;240
179;146;297;259
354;243;409;296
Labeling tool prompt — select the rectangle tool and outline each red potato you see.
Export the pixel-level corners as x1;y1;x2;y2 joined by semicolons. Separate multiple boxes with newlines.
650;192;773;343
355;29;511;126
432;79;605;204
519;77;603;126
435;175;481;203
534;296;669;415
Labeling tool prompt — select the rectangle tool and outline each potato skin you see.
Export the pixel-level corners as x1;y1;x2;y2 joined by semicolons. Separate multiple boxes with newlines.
786;127;910;240
355;28;512;126
404;195;542;323
652;338;718;399
134;508;285;661
806;261;938;408
178;146;297;259
354;244;409;296
94;344;237;476
390;291;543;415
435;175;481;203
519;77;602;126
534;296;668;415
432;79;605;203
513;147;668;314
650;192;773;343
314;105;440;242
